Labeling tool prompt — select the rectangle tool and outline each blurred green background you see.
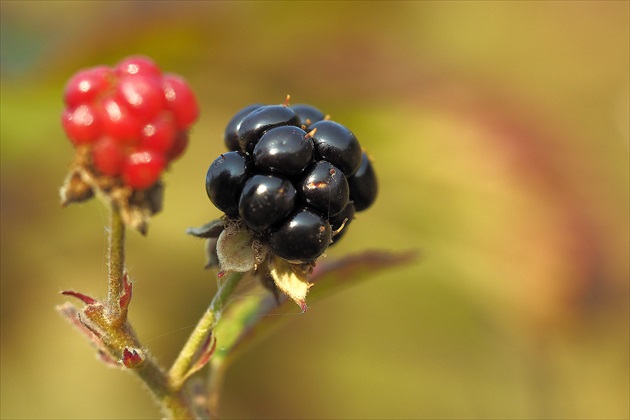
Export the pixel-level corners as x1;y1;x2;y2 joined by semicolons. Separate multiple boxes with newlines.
1;1;628;418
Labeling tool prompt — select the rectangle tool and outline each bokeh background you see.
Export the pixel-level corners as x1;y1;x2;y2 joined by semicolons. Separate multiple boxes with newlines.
1;1;628;418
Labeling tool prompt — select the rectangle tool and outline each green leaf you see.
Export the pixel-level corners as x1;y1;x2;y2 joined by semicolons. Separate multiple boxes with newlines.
209;249;418;382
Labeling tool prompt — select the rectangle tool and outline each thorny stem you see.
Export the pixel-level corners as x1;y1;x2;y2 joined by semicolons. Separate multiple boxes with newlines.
101;206;195;418
107;205;125;321
112;327;194;418
169;271;245;390
134;362;194;419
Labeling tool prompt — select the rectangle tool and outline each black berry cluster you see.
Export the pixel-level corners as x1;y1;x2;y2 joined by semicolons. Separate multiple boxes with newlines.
205;101;377;264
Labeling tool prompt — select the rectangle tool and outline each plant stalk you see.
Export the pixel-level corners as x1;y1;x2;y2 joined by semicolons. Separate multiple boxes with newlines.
107;205;126;320
169;271;244;390
102;205;195;418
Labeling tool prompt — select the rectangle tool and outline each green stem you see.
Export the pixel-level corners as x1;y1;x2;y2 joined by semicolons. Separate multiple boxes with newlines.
169;271;244;390
107;205;125;319
134;360;195;419
101;205;195;418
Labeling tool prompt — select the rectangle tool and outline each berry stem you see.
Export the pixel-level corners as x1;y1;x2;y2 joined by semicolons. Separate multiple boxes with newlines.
101;206;197;417
128;349;195;419
107;205;126;322
169;271;244;391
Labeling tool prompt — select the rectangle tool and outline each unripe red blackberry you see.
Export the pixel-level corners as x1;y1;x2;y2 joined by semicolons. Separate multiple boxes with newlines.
162;74;200;129
60;55;199;191
63;66;112;108
92;136;125;176
122;150;166;190
61;105;101;145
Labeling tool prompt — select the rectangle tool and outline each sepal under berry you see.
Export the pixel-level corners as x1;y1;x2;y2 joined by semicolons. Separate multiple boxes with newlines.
215;222;268;273
268;255;312;312
59;147;164;234
60;168;95;206
186;219;225;239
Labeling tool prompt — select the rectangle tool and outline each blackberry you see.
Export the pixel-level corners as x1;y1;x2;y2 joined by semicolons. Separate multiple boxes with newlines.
310;120;362;176
253;126;313;177
348;152;378;212
238;174;297;232
269;207;332;263
236;105;300;154
298;160;349;217
224;104;263;151
290;104;325;128
329;201;355;245
207;100;377;264
205;151;252;217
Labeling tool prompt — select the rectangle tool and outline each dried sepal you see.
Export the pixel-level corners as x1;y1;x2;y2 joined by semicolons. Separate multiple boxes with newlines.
60;147;94;206
268;255;312;312
60;170;94;206
259;268;282;305
204;237;220;269
110;181;164;235
215;221;269;273
59;147;164;235
216;228;256;273
186;219;225;269
186;219;225;239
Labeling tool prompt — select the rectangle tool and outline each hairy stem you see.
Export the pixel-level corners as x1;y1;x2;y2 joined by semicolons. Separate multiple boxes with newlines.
169;271;244;390
107;205;126;320
101;206;195;418
135;361;195;419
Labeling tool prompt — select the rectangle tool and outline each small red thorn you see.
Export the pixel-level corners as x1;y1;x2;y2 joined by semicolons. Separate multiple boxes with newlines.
121;347;143;368
119;273;133;311
61;290;97;305
217;270;226;279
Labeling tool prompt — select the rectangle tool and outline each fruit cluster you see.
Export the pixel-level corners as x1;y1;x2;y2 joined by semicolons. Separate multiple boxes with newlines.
61;56;199;189
205;101;377;264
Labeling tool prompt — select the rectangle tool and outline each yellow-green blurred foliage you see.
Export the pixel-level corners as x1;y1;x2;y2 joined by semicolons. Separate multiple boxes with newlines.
1;1;628;418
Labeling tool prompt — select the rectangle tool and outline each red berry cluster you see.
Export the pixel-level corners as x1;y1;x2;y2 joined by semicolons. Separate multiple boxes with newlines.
61;56;199;189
